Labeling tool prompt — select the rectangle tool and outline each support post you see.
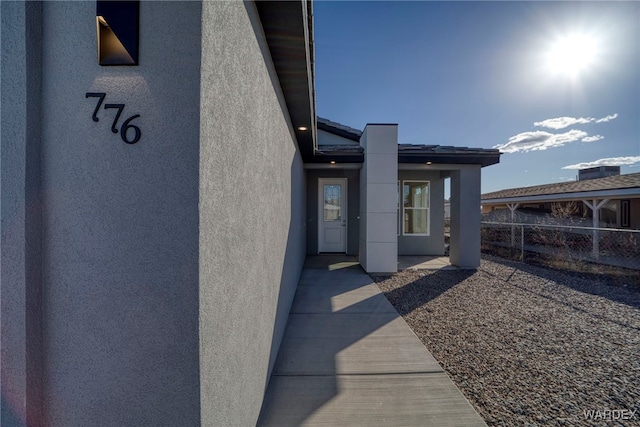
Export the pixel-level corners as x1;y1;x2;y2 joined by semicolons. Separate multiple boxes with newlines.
449;166;482;268
582;198;609;259
358;124;398;273
521;224;525;262
507;202;519;247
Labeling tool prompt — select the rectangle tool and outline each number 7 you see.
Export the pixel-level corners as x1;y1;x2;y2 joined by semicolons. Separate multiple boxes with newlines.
104;104;125;134
85;92;106;122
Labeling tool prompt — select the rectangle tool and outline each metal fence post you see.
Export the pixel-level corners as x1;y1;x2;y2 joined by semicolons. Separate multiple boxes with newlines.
521;224;525;262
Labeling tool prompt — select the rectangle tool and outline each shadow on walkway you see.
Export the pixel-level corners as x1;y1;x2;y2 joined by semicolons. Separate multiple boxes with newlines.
257;255;486;426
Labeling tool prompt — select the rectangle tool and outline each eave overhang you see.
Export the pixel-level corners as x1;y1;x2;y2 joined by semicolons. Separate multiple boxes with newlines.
317;117;362;142
398;152;501;168
256;1;316;161
310;153;365;164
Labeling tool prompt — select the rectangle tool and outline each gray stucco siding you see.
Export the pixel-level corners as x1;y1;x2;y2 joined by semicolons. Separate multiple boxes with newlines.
199;2;306;426
38;3;203;426
398;170;445;256
306;169;360;255
3;2;306;426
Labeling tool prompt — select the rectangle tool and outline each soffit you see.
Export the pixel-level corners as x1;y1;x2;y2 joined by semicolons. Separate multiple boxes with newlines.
255;0;316;161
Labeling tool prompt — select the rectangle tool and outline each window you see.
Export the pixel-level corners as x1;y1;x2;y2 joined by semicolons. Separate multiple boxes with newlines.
403;181;429;235
397;181;400;236
621;199;630;228
323;184;341;221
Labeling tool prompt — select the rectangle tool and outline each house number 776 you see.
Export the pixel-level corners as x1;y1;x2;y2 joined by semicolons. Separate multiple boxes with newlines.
86;92;142;144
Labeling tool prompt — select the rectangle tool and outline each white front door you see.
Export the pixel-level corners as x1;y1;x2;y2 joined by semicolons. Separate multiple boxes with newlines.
318;178;347;253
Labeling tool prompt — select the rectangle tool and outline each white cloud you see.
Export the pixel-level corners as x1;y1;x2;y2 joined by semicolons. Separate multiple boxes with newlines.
494;129;587;153
581;135;604;142
595;113;618;123
533;113;618;130
534;117;593;130
561;156;640;170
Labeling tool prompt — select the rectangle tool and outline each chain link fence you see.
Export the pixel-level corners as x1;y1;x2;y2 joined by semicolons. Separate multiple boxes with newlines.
481;221;640;273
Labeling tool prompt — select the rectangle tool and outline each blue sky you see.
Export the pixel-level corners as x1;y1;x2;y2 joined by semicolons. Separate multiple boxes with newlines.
313;1;640;194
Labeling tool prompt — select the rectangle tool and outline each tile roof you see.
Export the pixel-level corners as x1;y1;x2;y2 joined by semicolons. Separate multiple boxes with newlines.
397;144;501;167
315;118;501;167
482;173;640;200
317;117;362;141
315;144;364;154
398;144;500;156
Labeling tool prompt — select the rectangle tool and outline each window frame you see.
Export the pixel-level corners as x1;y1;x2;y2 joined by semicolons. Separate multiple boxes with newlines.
397;180;401;236
401;180;430;236
621;199;631;228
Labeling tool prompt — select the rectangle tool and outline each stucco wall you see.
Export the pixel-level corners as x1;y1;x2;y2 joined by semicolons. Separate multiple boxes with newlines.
1;3;44;425
199;2;306;426
5;2;306;425
306;169;360;255
37;2;203;425
398;170;445;255
317;129;359;146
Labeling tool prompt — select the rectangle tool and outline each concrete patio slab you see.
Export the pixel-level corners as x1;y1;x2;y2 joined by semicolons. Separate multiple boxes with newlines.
257;255;487;426
283;312;407;338
298;268;373;286
273;334;443;375
398;256;458;271
291;283;397;314
259;373;486;427
304;255;360;269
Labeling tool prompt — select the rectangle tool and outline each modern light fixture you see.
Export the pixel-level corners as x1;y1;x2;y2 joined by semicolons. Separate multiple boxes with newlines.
298;126;308;131
97;0;139;65
330;160;336;164
426;161;432;165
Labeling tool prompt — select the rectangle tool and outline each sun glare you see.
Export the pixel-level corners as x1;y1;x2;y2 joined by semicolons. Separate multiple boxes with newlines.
546;33;598;77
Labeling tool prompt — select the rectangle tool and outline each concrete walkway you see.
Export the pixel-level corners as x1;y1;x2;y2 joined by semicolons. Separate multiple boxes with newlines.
257;255;486;426
397;255;458;271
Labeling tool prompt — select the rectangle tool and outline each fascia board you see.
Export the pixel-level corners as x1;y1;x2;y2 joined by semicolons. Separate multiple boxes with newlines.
482;188;640;205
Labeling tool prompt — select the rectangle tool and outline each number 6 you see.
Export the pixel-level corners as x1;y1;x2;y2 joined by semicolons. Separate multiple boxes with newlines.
120;115;141;144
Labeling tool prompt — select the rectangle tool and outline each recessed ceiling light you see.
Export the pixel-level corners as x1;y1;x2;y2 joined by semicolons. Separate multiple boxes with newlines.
298;126;308;131
330;160;336;164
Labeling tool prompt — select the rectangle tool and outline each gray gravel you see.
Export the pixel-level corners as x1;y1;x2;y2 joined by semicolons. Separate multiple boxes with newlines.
372;255;640;426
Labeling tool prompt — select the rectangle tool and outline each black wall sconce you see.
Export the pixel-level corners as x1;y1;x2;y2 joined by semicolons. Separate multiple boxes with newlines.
97;0;139;65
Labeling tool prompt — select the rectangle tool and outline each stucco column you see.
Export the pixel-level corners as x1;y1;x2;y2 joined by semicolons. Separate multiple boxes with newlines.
359;124;398;273
449;166;481;268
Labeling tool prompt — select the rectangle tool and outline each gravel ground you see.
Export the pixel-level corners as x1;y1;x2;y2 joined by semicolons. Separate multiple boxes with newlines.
372;255;640;426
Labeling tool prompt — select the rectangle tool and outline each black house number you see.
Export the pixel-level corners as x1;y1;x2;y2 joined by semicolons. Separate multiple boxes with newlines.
86;92;141;144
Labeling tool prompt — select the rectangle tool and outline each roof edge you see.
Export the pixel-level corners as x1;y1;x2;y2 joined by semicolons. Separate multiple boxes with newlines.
256;0;317;161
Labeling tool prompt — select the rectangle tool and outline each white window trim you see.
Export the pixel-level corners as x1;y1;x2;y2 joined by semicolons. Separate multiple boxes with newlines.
397;180;401;236
402;180;430;236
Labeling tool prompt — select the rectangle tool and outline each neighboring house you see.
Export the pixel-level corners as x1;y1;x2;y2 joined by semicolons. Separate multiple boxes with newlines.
2;1;498;426
482;168;640;229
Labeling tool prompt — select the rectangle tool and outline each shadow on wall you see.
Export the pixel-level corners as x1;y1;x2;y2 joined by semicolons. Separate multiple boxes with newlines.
263;156;306;389
246;0;308;400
